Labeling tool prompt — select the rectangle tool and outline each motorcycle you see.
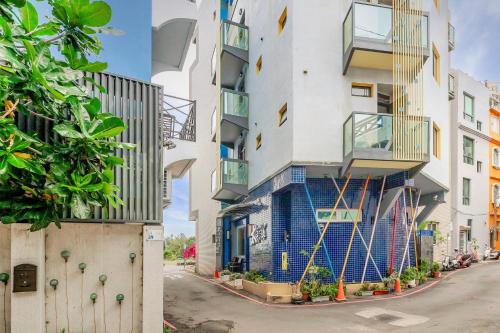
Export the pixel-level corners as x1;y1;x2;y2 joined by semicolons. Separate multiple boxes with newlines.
484;247;500;260
455;251;473;269
441;255;457;271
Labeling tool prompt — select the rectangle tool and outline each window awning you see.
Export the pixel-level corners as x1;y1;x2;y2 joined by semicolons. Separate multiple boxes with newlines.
217;201;265;220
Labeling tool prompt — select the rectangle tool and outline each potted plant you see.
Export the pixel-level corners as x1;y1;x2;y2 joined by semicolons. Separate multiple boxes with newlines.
300;282;311;302
400;267;416;288
360;282;373;296
220;269;231;282
432;262;441;278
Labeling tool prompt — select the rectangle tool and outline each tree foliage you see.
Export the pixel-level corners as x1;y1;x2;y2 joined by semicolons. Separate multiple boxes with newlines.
0;0;133;230
164;234;195;261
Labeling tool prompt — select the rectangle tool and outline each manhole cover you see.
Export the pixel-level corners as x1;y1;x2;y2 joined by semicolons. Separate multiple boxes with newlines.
375;314;400;323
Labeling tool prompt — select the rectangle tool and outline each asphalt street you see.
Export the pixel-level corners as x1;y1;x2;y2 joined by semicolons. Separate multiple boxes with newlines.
164;261;500;332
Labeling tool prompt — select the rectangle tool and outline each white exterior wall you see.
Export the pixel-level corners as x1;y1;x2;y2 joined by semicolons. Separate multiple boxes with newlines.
188;0;220;275
188;0;454;272
449;69;490;254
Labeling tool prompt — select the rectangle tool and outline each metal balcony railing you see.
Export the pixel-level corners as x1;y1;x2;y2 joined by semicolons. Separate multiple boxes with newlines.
448;23;455;51
162;94;196;148
448;73;456;100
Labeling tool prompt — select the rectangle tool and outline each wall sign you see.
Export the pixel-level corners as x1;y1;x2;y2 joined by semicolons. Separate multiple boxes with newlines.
316;209;363;223
13;264;37;293
281;252;288;271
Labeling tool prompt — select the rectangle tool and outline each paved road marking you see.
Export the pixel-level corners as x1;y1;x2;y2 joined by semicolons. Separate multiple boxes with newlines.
164;273;184;280
356;307;429;327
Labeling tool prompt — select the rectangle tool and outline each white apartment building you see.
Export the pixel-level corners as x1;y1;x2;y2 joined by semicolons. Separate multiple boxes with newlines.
166;0;455;281
443;70;490;256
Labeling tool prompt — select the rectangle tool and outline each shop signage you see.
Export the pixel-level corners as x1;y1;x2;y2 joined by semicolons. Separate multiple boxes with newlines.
315;209;362;223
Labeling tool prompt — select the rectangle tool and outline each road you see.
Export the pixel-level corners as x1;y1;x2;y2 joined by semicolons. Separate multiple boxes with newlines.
163;261;500;332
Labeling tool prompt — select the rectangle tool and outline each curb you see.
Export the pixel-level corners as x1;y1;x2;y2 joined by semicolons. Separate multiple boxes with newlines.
182;262;492;309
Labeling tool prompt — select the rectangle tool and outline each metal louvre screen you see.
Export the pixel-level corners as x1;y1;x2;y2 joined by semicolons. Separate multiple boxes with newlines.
17;72;163;224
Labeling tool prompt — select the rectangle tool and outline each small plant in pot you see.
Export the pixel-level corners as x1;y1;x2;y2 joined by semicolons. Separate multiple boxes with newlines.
432;262;441;278
220;269;231;281
401;267;417;288
300;282;312;302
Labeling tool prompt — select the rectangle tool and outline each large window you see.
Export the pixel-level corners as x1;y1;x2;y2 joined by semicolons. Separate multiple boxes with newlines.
463;178;471;206
464;93;474;122
493;184;500;206
352;83;372;97
463;136;474;165
236;226;245;257
467;219;472;241
433;122;441;159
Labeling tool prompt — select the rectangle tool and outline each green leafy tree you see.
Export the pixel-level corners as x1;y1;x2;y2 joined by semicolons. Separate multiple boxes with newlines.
0;0;133;230
164;234;195;260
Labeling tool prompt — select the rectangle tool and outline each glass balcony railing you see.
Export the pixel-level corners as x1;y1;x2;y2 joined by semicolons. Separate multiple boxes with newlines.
222;21;249;51
343;112;429;160
448;74;456;100
221;159;248;186
448;23;455;51
343;2;429;53
222;90;249;118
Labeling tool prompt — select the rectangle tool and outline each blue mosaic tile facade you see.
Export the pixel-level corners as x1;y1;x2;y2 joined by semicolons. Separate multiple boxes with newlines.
236;166;417;283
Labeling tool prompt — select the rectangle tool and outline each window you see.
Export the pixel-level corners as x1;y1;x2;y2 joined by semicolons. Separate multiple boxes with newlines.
477;121;482;132
256;133;262;150
236;226;245;257
433;122;441;159
211;108;217;135
477;161;482;173
493;184;500;206
426;222;438;245
211;169;217;193
463;178;471;206
463;136;474;165
464;93;474;122
256;55;262;74
492;116;499;133
493;148;500;167
467;219;472;242
351;83;372;97
278;7;287;34
278;103;288;126
432;43;440;84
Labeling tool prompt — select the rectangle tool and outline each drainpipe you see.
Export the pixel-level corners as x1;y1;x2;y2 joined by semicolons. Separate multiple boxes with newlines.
494;202;498;249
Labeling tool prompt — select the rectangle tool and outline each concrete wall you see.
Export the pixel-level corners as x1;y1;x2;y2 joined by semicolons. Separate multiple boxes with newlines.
0;223;162;333
0;225;10;333
45;223;143;333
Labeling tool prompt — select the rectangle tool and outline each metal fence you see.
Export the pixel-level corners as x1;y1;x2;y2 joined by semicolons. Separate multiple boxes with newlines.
162;94;196;149
17;72;163;224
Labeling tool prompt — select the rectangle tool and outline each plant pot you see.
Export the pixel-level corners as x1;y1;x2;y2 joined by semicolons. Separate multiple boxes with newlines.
432;271;441;278
220;275;230;282
407;279;416;288
311;295;330;303
361;291;374;296
373;289;389;296
302;292;310;302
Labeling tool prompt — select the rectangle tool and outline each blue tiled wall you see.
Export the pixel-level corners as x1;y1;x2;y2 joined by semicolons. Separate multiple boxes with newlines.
242;167;417;283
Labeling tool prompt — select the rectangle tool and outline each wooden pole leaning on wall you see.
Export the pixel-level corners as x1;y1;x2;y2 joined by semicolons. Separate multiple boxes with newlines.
297;173;352;290
339;176;370;282
409;189;418;269
398;188;422;276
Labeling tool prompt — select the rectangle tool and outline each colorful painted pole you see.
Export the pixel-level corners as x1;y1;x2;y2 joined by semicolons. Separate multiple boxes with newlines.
389;197;399;275
303;183;336;280
398;189;422;276
331;176;384;282
339;176;370;282
297;174;352;289
361;175;387;283
409;189;419;269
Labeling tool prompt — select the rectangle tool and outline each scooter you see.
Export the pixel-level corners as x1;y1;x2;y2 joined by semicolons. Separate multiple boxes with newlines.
441;255;457;271
455;251;473;268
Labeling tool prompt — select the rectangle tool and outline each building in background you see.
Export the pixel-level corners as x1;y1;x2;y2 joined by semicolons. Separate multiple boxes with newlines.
487;81;500;250
176;0;456;282
448;70;490;255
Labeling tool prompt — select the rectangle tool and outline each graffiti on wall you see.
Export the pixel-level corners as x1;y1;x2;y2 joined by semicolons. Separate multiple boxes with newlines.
251;223;268;246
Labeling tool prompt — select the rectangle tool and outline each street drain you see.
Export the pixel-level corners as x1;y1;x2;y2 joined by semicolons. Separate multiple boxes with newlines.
375;314;400;323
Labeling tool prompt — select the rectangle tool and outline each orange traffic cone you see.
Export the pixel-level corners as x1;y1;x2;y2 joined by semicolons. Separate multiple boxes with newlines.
214;270;219;279
335;279;346;302
394;277;402;294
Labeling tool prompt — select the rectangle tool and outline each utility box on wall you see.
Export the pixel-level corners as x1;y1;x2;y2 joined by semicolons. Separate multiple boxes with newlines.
13;264;37;293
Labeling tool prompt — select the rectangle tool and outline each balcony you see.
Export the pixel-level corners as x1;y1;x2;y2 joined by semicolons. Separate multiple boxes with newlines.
220;89;249;147
342;1;429;74
162;94;196;149
448;23;455;51
342;112;430;176
448;73;456;100
213;159;249;203
217;20;249;89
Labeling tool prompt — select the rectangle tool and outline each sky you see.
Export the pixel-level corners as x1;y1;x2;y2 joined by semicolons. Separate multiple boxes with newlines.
449;1;500;81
